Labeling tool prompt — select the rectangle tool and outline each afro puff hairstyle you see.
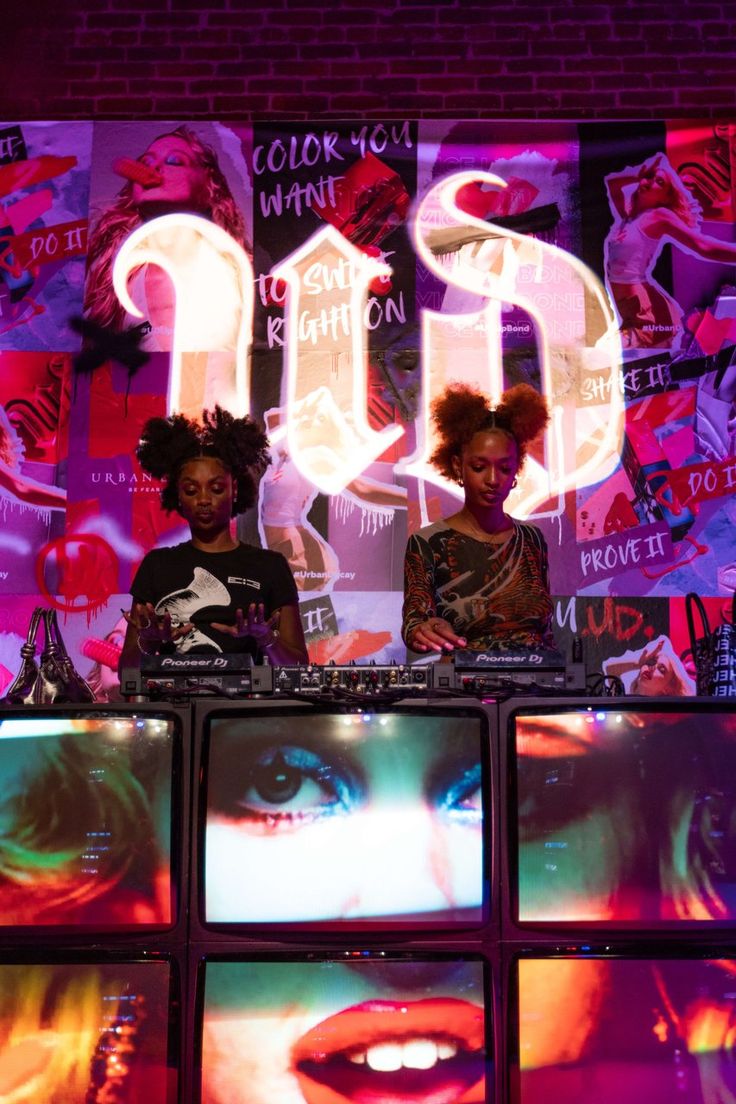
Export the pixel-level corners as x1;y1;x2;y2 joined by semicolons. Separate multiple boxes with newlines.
136;406;270;517
429;382;549;481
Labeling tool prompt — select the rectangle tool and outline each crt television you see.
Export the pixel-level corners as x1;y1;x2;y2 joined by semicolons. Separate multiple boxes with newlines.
509;947;736;1104
196;950;490;1104
501;699;736;932
0;706;184;934
0;953;178;1102
192;700;493;935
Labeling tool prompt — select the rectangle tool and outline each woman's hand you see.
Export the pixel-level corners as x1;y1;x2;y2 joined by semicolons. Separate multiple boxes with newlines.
409;618;467;653
124;602;193;654
638;152;664;177
211;603;280;648
638;639;664;668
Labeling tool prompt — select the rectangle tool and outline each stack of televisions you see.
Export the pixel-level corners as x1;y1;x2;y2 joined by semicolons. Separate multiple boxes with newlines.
0;692;734;1103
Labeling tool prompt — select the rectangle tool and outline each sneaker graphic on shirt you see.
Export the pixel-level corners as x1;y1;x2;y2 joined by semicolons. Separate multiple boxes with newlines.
154;566;230;652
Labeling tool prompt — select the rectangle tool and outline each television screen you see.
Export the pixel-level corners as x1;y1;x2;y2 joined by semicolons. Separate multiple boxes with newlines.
0;958;175;1102
512;706;736;925
200;708;488;926
514;954;736;1104
0;712;177;929
199;954;488;1104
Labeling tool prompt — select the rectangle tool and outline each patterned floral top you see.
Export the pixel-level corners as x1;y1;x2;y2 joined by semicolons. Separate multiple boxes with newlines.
402;520;556;651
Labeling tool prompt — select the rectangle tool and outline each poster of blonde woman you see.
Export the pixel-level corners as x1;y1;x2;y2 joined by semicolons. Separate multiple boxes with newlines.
604;152;736;351
85;121;252;418
603;634;695;695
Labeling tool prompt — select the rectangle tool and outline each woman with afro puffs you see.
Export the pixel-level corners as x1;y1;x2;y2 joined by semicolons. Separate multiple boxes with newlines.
402;382;557;655
119;406;307;674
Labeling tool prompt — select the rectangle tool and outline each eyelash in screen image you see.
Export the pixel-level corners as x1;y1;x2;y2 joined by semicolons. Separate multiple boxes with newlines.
209;744;365;828
432;760;483;826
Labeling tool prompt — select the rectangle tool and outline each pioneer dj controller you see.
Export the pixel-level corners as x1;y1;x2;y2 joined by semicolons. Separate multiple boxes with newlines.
121;646;586;699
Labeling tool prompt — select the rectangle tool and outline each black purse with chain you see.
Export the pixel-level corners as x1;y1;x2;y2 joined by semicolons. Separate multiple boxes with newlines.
3;606;95;704
685;591;736;697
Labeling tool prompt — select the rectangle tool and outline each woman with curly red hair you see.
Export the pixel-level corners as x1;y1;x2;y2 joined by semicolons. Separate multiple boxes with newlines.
402;382;556;654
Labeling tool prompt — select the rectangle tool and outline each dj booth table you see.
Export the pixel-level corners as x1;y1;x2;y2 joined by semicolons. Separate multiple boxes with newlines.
0;692;733;1103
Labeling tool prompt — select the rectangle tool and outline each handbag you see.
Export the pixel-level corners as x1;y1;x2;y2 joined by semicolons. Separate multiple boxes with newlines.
685;591;736;697
2;606;43;704
2;606;95;705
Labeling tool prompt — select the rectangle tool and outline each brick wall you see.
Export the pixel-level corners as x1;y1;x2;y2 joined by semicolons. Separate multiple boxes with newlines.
2;0;734;120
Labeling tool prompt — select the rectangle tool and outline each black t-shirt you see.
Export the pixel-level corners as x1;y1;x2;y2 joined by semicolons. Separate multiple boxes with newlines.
130;541;298;657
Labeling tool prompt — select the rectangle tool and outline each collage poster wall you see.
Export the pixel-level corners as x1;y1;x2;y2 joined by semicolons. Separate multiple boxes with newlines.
0;118;734;698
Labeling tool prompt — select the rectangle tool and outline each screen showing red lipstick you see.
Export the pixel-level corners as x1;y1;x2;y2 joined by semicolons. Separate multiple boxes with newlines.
202;710;486;925
0;959;175;1102
514;708;736;924
200;956;488;1104
515;956;736;1104
0;714;175;929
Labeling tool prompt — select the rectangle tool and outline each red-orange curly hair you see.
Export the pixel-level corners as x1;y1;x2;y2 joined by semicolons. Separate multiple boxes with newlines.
429;382;549;480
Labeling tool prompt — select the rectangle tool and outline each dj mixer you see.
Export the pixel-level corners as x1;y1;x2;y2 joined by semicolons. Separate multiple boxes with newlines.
121;645;586;699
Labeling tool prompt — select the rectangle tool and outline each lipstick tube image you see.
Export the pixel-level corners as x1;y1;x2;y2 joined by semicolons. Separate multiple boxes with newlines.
112;157;163;188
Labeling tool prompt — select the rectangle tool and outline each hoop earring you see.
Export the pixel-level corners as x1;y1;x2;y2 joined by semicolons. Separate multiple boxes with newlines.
457;478;464;487
512;478;518;488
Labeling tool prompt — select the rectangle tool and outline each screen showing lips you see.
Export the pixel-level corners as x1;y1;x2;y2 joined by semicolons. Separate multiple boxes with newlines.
200;956;488;1104
203;711;486;924
514;708;736;923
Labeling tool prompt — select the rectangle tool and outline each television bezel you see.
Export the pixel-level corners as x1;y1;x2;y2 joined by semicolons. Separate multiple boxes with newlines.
188;944;498;1104
0;701;190;945
0;946;182;1104
190;697;497;942
498;695;736;940
504;940;736;1104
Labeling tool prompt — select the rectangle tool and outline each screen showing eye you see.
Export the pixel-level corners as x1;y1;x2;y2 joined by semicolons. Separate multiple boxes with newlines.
516;956;736;1104
0;960;174;1102
514;709;736;924
201;957;487;1104
203;711;486;924
0;715;175;928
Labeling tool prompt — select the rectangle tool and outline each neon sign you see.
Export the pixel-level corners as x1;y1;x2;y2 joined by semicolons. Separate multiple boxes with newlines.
111;172;624;514
405;171;625;516
113;213;253;419
271;226;404;495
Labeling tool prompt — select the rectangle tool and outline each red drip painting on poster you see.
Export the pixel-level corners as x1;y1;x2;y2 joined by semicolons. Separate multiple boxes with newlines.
35;534;118;621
